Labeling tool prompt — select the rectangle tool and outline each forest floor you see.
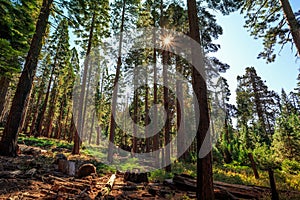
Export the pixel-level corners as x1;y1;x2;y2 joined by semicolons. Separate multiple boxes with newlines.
0;144;197;200
0;137;299;199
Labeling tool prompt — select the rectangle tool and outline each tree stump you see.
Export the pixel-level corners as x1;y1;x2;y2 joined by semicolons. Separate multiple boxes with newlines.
77;163;96;178
124;170;148;183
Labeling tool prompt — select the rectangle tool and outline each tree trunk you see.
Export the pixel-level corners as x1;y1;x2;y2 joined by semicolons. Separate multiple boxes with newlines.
0;0;53;157
80;59;93;143
63;106;70;140
89;112;95;144
35;62;56;137
73;12;96;155
45;81;58;138
96;125;101;145
163;50;171;172
29;83;45;136
268;168;279;200
176;56;187;161
132;65;139;156
107;0;126;163
187;0;214;199
0;76;10;119
248;153;259;179
280;0;300;56
56;96;65;139
19;87;35;135
145;68;150;153
152;29;160;167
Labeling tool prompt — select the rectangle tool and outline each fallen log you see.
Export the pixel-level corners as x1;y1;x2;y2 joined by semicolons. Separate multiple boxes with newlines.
96;173;117;197
173;174;264;199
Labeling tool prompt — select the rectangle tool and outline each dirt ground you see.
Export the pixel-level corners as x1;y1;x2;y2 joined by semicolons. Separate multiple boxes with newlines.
1;145;299;200
0;145;195;200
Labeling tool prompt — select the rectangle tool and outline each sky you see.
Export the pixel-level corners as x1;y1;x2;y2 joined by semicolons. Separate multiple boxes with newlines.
211;0;300;105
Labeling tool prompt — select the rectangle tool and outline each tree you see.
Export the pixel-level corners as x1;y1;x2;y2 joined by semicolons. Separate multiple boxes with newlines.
0;0;41;121
0;0;53;157
236;67;279;146
68;0;110;154
272;89;300;161
34;19;71;137
242;0;300;62
107;0;140;162
187;0;214;199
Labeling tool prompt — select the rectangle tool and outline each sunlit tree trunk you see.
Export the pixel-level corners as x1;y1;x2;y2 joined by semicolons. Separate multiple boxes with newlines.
73;12;96;155
107;0;126;162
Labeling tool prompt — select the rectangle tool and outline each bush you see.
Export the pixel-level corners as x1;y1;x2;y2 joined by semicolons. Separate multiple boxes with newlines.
282;159;300;175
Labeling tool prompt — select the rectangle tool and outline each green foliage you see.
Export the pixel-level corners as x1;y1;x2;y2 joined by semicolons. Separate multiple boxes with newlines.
282;159;300;175
149;169;173;182
272;113;300;162
241;0;293;63
0;0;40;76
18;135;73;150
236;67;279;147
67;0;110;52
214;164;300;191
252;143;277;169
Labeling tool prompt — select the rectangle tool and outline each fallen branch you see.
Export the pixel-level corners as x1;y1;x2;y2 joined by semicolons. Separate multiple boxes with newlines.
96;173;117;197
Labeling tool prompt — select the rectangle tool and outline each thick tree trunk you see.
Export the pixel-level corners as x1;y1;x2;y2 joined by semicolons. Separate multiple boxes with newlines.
176;56;187;161
152;29;160;167
107;0;126;163
0;76;10;119
187;0;214;199
0;0;53;157
73;12;96;155
163;50;171;172
19;87;35;135
280;0;300;56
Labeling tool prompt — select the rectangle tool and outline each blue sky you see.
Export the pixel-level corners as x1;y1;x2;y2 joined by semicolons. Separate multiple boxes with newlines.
211;0;300;105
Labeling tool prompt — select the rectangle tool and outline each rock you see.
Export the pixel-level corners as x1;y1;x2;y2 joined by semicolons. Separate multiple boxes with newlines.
77;163;96;178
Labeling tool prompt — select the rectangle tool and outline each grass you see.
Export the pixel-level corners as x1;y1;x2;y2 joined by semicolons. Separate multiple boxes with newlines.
18;134;73;150
213;163;300;191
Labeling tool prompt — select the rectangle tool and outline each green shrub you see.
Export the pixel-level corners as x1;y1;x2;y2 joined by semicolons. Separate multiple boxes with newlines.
282;159;300;175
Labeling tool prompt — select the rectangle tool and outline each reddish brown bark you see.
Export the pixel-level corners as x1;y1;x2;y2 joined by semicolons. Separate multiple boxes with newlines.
0;0;53;157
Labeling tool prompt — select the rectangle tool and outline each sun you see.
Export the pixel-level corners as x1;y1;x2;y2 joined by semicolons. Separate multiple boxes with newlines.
162;35;174;47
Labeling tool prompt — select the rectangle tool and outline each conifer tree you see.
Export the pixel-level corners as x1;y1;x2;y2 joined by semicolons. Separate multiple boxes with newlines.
0;0;53;157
